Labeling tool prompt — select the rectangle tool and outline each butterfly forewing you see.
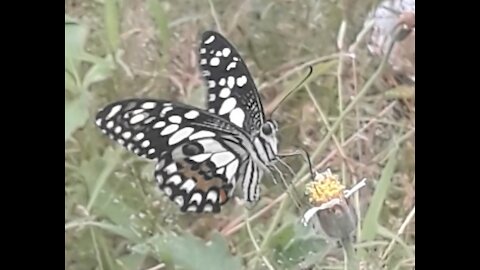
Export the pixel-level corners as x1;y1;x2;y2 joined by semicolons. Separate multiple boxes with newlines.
95;98;248;213
199;31;266;134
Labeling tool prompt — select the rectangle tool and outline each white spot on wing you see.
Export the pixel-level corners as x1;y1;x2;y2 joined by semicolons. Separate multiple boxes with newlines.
219;88;230;98
130;113;146;124
203;204;213;212
163;187;172;197
95;119;102;126
226;159;239;180
197;139;225;152
156;174;164;185
134;132;145;141
153;121;166;129
215;51;222;57
174;196;184;207
160;106;173;117
160;124;179;136
106;105;122;120
219;78;226;86
219;97;237;115
141;140;150;148
229;108;245;128
236;75;247;87
227;76;235;89
222;48;231;57
106;121;114;129
148;148;155;155
189;130;216;140
190;192;203;205
141;102;156;109
114;126;122;134
209;94;216;101
204;35;215;44
144;117;156;124
190;153;212;162
200;59;207;65
169;115;182;124
207;190;218;203
208;108;215;113
122;131;132;139
210;57;220;66
208;80;216;88
168;127;195;145
187;205;197;212
180;179;196;193
210;151;235;167
226;62;237;71
200;48;206;54
167;175;182;185
184;110;199;119
165;163;178;174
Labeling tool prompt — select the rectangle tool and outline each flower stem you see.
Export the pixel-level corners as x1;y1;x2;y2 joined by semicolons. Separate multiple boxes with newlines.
341;238;358;270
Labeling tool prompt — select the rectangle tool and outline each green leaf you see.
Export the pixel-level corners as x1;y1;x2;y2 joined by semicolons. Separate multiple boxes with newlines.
167;233;242;270
65;19;89;62
83;54;115;89
133;232;242;270
65;69;77;92
77;148;154;240
65;94;89;141
271;222;328;268
361;148;398;241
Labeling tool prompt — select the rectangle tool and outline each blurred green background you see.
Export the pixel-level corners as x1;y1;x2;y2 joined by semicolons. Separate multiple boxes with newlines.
65;0;415;269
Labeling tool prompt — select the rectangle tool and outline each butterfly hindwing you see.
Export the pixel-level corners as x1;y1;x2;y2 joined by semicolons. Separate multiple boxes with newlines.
95;98;247;212
155;151;238;213
199;31;266;134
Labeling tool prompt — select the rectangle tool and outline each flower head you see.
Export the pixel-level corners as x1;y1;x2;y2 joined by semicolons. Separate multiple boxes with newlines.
301;169;367;240
305;169;345;206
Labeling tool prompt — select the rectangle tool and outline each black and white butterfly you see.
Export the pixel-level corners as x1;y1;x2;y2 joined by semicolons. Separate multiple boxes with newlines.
95;31;291;213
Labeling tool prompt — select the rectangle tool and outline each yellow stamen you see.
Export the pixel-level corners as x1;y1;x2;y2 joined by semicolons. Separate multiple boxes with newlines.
305;170;345;206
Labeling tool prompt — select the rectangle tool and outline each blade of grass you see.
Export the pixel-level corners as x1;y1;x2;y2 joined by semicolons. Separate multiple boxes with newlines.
377;225;414;258
147;0;170;69
104;0;120;53
86;148;123;212
361;146;398;241
65;220;140;242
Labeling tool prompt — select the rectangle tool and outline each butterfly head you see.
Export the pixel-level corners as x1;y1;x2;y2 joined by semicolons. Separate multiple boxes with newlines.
259;120;280;157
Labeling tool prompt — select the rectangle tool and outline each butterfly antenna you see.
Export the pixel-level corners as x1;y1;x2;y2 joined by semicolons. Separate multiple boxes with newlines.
270;65;313;118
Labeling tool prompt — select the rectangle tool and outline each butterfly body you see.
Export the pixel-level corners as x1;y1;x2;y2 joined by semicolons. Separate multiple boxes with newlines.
95;31;281;213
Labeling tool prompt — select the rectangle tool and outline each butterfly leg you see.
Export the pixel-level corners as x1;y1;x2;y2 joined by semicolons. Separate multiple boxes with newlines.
277;147;315;180
267;164;303;210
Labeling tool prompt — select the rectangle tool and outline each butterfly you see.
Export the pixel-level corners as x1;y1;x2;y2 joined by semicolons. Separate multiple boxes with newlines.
95;31;289;213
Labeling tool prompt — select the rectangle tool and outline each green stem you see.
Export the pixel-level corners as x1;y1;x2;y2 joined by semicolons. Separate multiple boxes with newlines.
341;238;358;270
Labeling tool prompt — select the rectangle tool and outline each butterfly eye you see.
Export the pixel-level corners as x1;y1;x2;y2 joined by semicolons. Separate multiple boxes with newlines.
262;124;272;135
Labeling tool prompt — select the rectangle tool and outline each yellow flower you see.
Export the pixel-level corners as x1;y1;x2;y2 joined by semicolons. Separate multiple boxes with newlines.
301;169;367;240
305;169;346;206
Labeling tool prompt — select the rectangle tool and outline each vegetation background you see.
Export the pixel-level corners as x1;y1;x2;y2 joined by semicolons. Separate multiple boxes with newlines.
65;0;415;269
